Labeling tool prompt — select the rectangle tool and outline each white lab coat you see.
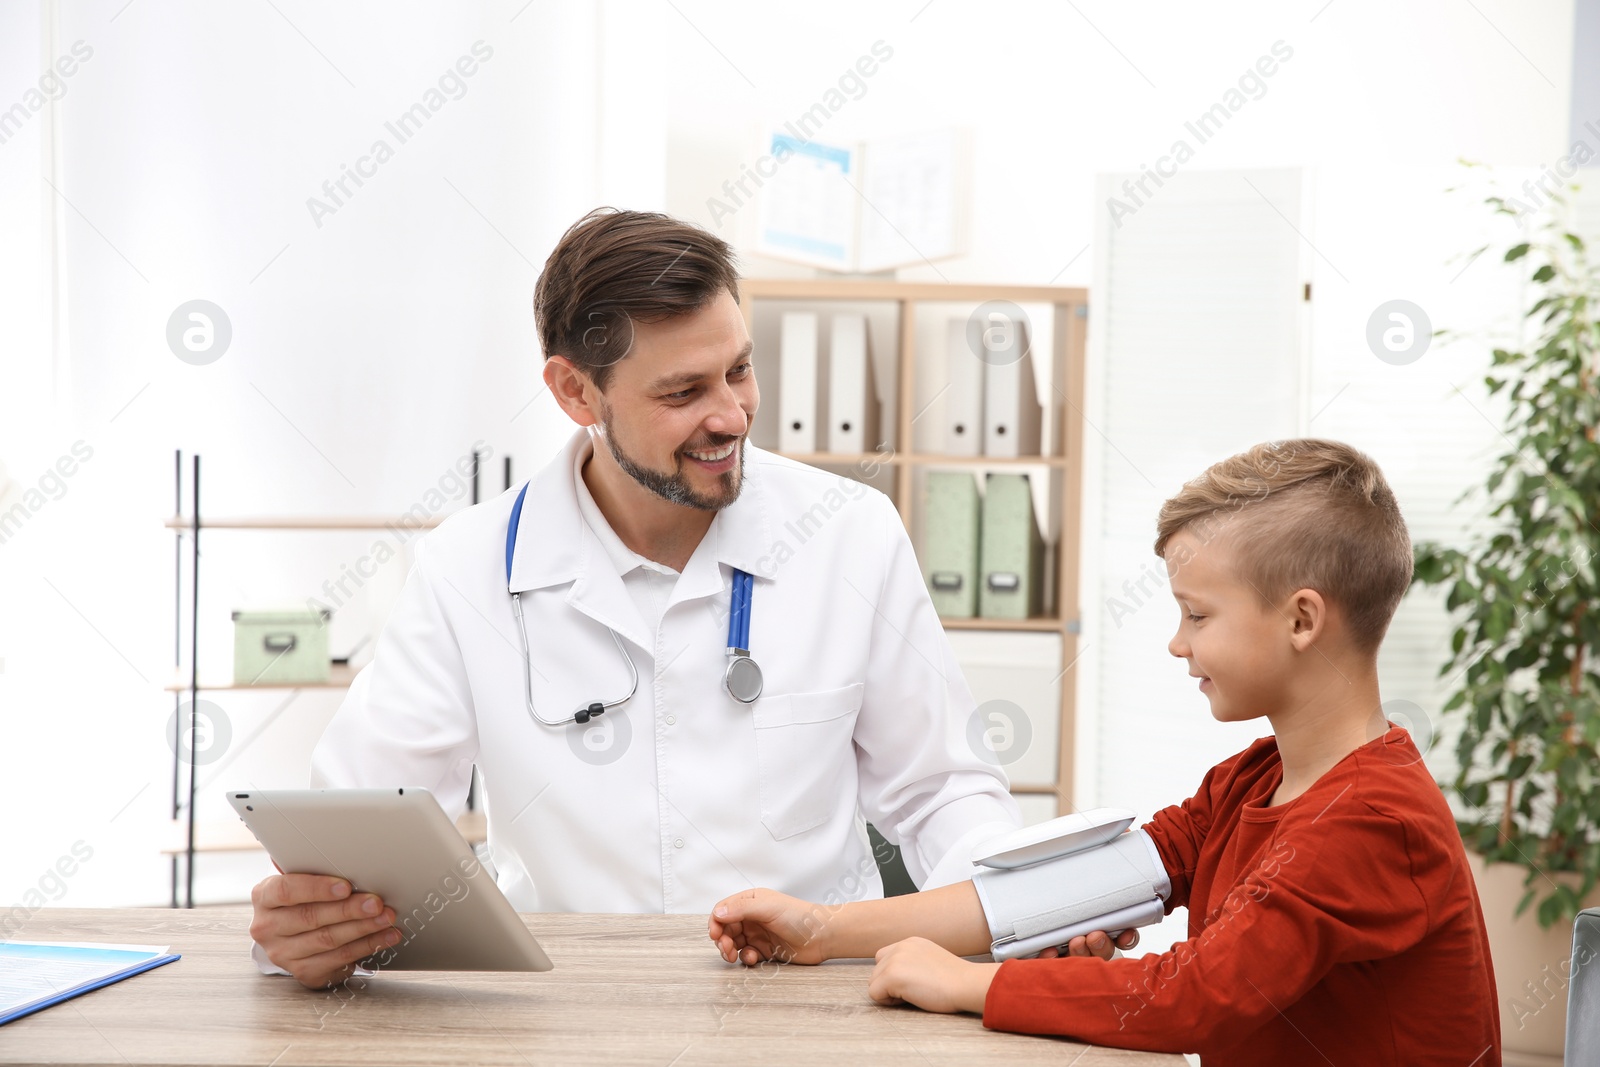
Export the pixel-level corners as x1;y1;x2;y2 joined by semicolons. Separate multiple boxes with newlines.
311;430;1020;914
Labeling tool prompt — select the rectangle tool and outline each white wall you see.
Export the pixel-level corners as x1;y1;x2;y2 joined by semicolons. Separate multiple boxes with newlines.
661;0;1572;279
0;0;667;909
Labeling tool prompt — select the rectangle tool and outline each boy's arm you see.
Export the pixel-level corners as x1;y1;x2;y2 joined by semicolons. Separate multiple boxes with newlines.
1139;804;1201;912
710;882;992;964
1136;745;1251;912
711;881;1141;967
823;881;994;958
979;803;1443;1052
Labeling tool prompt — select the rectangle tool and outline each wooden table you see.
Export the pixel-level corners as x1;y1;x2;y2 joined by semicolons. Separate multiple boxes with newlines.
4;908;1185;1066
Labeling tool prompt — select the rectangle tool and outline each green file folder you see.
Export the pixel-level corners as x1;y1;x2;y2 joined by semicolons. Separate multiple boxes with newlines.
923;471;981;618
979;472;1044;620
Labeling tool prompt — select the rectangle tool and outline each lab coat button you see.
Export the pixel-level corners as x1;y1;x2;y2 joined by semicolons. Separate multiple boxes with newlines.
665;715;677;725
673;838;684;849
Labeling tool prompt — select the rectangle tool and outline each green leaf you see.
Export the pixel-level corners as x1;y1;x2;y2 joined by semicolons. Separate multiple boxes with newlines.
1516;886;1537;917
1474;697;1494;734
1559;883;1583;915
1413;549;1446;585
1486;599;1514;641
1506;243;1531;262
1533;264;1556;283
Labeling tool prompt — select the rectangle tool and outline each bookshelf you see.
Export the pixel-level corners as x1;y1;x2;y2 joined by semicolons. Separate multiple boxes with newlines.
163;452;499;908
737;279;1089;821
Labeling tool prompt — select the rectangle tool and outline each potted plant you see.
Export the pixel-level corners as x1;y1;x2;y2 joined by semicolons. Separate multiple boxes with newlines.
1411;176;1599;1062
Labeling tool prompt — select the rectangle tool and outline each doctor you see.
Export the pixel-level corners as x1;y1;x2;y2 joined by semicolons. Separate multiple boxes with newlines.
249;208;1035;988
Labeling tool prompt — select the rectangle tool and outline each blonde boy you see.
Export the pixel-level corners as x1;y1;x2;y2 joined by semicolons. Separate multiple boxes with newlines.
709;440;1500;1064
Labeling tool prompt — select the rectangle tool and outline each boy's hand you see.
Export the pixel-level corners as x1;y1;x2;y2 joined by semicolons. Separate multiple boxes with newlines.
1039;928;1141;959
709;888;836;966
869;937;1000;1014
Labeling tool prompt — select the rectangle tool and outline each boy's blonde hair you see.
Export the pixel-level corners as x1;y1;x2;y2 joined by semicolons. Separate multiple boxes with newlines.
1153;439;1412;651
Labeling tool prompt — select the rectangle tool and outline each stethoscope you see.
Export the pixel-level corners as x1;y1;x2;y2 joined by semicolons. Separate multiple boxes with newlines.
506;481;764;728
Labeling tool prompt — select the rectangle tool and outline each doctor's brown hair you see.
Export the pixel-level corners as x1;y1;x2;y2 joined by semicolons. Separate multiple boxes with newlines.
534;207;741;390
1153;438;1412;652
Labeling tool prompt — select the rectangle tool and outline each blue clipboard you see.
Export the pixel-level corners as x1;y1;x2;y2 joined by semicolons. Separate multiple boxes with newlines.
0;946;180;1026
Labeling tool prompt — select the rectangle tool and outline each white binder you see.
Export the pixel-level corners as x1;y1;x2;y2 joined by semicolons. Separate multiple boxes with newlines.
778;312;819;454
982;313;1042;457
944;317;984;456
826;314;878;453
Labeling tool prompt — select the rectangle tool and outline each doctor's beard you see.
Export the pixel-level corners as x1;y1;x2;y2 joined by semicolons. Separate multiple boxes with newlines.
599;412;745;512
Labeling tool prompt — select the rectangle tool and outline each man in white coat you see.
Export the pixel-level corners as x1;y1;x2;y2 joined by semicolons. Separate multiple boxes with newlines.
249;208;1114;989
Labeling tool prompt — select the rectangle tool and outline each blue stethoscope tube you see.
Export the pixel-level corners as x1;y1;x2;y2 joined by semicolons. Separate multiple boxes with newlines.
505;482;762;728
723;569;762;703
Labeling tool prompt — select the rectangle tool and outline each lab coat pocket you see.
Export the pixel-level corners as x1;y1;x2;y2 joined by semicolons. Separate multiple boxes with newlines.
752;682;863;840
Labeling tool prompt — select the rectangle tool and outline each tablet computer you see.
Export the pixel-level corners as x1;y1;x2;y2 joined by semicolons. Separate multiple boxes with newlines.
227;787;552;973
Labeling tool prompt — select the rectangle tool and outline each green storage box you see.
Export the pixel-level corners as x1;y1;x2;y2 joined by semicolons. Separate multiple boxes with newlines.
232;609;331;686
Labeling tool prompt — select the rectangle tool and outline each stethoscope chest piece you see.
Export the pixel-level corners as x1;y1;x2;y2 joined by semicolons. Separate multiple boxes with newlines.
724;653;763;704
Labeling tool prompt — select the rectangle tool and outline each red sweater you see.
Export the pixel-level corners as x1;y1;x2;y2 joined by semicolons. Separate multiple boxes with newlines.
983;727;1500;1064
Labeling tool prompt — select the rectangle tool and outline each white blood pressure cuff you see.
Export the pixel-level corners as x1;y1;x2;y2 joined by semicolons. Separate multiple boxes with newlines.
970;809;1170;961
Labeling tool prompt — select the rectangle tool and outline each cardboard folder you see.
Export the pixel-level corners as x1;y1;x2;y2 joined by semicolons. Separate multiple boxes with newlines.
981;313;1042;457
779;311;819;453
827;314;880;453
980;472;1044;620
923;471;981;618
944;317;984;456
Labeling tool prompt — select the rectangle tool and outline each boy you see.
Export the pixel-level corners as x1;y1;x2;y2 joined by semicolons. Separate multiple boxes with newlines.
708;439;1500;1064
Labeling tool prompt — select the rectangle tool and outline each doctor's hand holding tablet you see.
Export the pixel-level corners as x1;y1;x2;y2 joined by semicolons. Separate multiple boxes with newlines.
241;788;551;989
248;206;1120;989
249;874;399;990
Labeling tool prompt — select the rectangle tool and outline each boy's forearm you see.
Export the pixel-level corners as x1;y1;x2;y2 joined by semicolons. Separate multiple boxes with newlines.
820;881;992;959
